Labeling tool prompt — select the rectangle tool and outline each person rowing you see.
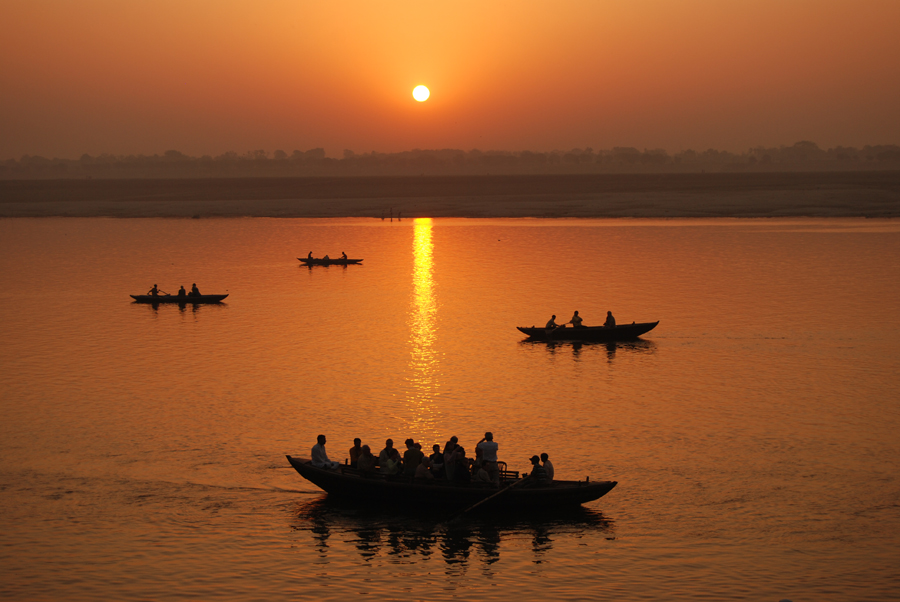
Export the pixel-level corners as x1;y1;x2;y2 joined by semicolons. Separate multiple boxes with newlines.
567;310;584;328
545;314;558;329
308;251;313;260
148;284;159;297
341;251;347;259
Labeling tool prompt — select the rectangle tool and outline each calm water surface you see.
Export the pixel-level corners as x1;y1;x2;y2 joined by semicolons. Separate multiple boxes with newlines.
1;217;899;601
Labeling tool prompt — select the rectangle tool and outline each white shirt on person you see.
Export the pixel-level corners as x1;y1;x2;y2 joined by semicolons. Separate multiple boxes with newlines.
543;459;555;480
477;440;499;462
311;443;336;469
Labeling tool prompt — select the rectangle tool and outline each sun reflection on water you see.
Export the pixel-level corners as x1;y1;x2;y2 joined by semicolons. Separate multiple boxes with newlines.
406;218;441;438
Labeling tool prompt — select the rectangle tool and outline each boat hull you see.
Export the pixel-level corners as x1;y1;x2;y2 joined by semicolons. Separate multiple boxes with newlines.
299;258;363;266
286;456;616;510
517;321;658;341
131;294;228;304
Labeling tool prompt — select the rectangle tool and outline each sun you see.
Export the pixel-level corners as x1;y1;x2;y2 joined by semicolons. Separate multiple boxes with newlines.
412;85;430;102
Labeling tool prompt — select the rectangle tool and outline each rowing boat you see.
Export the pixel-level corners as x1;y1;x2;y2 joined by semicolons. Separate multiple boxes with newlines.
299;257;363;266
517;321;659;341
286;455;616;510
130;294;228;304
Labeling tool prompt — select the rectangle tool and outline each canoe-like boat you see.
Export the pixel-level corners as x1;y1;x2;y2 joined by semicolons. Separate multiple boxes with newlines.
517;321;659;341
131;294;228;304
286;455;616;510
299;257;363;266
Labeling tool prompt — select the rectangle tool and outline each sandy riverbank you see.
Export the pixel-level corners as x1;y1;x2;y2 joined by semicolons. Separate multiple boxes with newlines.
2;172;899;218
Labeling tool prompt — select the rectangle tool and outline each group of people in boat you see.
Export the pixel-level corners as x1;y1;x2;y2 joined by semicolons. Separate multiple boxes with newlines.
307;251;348;261
147;283;203;297
545;311;616;329
310;433;556;487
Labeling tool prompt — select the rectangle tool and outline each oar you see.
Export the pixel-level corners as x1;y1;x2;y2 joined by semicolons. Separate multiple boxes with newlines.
445;476;530;523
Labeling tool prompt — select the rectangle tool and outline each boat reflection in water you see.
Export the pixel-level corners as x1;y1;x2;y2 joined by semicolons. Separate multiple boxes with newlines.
520;338;658;362
291;497;614;567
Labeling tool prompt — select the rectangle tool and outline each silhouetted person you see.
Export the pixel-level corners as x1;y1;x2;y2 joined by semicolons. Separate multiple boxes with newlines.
476;432;500;485
545;315;558;329
378;439;395;471
443;436;459;481
349;438;362;468
382;448;402;476
323;254;330;260
453;446;471;482
415;457;434;480
357;445;376;474
604;311;616;328
311;434;339;470
177;285;186;298
148;284;159;297
568;311;583;328
540;452;555;481
341;251;347;259
403;438;424;478
190;283;201;297
429;443;445;478
527;455;550;486
308;251;313;259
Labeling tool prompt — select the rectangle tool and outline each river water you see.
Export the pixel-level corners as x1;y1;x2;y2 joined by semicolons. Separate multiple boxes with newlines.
1;217;898;601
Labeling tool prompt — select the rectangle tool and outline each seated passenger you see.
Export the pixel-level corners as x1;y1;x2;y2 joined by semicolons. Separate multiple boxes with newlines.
604;311;616;328
341;251;347;259
403;438;424;478
378;439;395;469
348;438;362;468
323;254;330;260
357;445;376;474
540;452;555;481
310;435;340;470
177;285;186;297
527;455;550;486
415;457;434;480
189;283;201;297
429;444;445;478
453;446;471;482
474;463;492;483
308;251;313;259
382;448;402;476
568;311;583;328
545;314;558;329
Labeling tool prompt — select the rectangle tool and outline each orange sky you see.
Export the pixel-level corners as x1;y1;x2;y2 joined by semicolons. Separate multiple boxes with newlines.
2;0;899;159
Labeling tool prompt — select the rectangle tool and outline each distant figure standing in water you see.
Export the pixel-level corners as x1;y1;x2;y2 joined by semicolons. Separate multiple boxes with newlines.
545;315;558;329
148;284;159;297
568;311;583;328
604;311;616;328
311;434;339;470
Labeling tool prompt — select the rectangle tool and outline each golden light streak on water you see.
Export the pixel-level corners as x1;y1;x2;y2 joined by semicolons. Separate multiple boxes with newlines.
406;218;441;439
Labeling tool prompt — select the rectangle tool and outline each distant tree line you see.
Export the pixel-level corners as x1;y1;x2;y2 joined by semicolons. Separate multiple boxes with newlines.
3;141;900;179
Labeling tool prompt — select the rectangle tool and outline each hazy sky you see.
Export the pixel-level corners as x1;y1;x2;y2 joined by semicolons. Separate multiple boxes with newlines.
2;0;899;159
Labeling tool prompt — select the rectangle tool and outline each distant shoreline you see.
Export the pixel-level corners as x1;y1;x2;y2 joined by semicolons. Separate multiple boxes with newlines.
2;172;899;218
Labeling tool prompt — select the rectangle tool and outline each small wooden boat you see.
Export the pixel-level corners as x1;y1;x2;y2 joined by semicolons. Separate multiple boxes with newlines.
517;321;659;341
130;294;228;304
286;455;617;510
299;257;363;266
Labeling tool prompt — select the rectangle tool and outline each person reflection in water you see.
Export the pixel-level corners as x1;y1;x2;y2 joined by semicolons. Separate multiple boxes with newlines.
545;314;558;329
604;311;616;328
568;311;583;328
348;438;362;468
311;434;340;470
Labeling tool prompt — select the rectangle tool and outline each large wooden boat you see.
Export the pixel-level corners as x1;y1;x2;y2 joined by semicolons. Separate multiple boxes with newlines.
130;294;228;304
286;455;617;510
299;257;363;266
517;321;659;341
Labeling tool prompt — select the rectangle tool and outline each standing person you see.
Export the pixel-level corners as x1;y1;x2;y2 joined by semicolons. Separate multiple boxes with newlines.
443;436;459;481
545;315;558;329
604;311;616;328
311;435;340;470
568;311;583;328
378;439;395;471
348;438;362;468
540;452;555;481
476;432;500;485
403;438;424;478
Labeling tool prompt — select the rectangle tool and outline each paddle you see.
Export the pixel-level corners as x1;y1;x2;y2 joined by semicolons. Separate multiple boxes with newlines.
445;475;530;523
